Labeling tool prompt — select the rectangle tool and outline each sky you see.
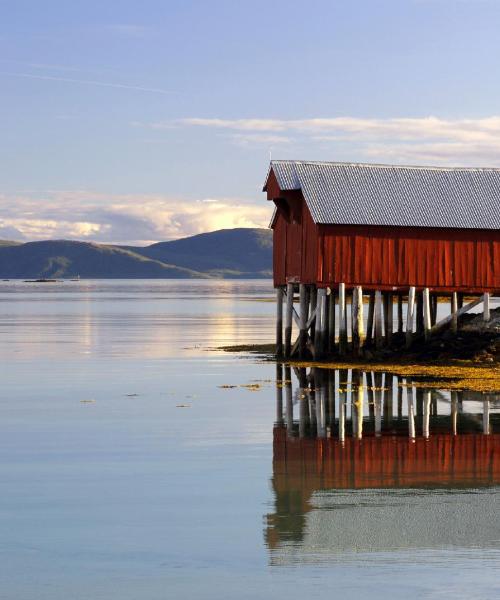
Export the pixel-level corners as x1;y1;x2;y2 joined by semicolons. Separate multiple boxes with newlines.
2;0;500;244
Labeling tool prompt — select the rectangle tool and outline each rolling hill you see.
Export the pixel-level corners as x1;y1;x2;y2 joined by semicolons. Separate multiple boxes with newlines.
0;228;273;279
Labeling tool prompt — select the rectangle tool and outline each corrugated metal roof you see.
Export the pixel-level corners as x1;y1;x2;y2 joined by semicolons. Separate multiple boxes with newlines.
264;160;500;229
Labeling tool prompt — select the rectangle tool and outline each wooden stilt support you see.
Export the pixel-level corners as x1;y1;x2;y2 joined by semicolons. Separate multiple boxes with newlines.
451;292;458;334
351;286;364;357
284;282;294;357
338;283;347;356
328;289;335;355
406;287;416;348
383;292;393;346
315;288;327;359
374;290;383;350
309;286;317;342
397;294;403;334
276;287;284;357
365;292;375;346
416;290;424;333
430;294;438;326
484;292;491;322
423;288;431;341
299;284;308;359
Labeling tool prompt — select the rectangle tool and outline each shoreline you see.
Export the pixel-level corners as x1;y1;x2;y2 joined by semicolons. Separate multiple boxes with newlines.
220;343;500;393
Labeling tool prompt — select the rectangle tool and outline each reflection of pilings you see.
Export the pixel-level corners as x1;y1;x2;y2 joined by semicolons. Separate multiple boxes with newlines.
367;372;375;419
285;366;293;436
339;368;348;442
451;391;458;435
397;376;403;419
483;399;490;435
423;390;431;438
327;369;335;431
276;363;284;425
374;372;383;436
315;370;326;438
352;370;364;439
298;368;308;438
384;375;393;424
408;383;416;439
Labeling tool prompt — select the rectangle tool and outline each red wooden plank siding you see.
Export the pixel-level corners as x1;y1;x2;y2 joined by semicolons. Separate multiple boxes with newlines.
270;189;499;292
316;224;499;292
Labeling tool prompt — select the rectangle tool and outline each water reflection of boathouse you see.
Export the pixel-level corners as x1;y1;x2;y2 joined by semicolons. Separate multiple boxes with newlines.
266;365;500;559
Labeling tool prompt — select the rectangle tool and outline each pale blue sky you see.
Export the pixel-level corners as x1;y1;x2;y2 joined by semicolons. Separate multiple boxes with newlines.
2;0;500;243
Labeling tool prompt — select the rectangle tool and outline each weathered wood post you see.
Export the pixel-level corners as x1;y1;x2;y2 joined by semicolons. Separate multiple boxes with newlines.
406;286;416;348
423;288;431;341
309;286;317;342
285;282;294;357
416;290;424;334
430;294;438;326
484;292;491;322
383;292;393;346
276;287;284;357
299;284;308;359
328;288;335;355
397;294;404;334
352;286;364;357
451;291;458;334
338;283;347;355
315;288;327;359
374;290;383;350
365;291;375;347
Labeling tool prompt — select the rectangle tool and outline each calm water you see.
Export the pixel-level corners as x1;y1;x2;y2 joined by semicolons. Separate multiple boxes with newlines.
0;279;499;599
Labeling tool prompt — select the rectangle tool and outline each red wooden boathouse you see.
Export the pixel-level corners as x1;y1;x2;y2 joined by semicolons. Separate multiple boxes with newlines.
263;160;499;358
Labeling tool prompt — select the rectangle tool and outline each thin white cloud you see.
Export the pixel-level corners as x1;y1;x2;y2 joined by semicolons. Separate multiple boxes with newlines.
170;115;500;165
0;192;272;245
2;72;173;95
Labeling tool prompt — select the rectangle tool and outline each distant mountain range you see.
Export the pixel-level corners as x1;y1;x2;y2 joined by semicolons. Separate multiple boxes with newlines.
0;228;273;279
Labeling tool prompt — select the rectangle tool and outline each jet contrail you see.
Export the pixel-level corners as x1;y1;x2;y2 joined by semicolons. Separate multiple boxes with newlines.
2;71;173;95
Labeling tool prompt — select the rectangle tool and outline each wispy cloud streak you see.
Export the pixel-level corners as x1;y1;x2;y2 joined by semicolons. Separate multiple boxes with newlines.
2;72;173;95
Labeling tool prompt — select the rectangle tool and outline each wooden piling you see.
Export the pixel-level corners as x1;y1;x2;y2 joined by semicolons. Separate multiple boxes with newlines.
284;282;294;357
299;284;308;359
315;288;327;359
484;292;491;322
383;292;393;345
397;294;403;334
374;290;383;350
309;286;317;342
351;286;364;356
276;287;284;357
423;287;431;341
406;287;416;348
328;289;335;354
338;283;347;355
451;291;458;334
365;291;375;346
416;290;424;333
